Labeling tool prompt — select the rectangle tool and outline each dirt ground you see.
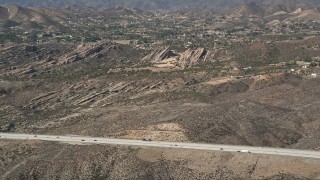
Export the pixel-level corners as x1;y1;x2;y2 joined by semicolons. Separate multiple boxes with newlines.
0;140;319;180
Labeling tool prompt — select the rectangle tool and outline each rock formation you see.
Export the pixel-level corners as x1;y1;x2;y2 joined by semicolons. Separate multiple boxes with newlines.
141;47;209;69
179;48;207;68
141;47;178;63
58;40;119;65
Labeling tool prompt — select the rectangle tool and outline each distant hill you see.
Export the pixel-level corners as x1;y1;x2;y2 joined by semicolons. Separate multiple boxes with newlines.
265;4;289;15
285;8;320;22
0;5;67;31
1;0;320;11
228;2;319;17
0;5;67;22
228;2;265;17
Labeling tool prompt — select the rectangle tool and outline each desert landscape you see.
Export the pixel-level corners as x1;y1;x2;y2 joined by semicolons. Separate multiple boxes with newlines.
0;0;320;179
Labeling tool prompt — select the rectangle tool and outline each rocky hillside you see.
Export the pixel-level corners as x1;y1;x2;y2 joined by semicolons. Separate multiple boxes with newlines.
0;40;143;80
1;43;320;150
57;40;121;65
1;140;319;179
1;2;320;179
0;40;320;178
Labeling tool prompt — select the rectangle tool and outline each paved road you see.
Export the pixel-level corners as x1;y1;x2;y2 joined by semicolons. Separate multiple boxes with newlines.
1;133;320;159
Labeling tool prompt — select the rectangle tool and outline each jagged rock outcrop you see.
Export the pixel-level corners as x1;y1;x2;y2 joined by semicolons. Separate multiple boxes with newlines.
142;47;178;63
141;47;210;69
179;48;207;68
24;91;57;109
58;40;119;65
21;65;36;74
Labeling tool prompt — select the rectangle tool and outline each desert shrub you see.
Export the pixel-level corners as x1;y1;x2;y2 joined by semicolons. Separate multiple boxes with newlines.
7;122;16;132
0;33;23;43
29;21;43;29
303;56;312;62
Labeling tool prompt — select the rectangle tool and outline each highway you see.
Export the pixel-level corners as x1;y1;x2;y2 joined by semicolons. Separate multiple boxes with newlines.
1;133;320;159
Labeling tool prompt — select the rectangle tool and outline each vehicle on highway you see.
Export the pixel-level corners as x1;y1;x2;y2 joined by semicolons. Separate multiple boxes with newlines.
238;150;251;153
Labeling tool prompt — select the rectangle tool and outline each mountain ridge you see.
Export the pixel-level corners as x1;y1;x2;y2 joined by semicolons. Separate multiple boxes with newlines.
1;0;320;11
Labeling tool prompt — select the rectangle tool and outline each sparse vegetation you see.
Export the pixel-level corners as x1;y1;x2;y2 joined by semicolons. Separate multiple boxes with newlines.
1;1;320;179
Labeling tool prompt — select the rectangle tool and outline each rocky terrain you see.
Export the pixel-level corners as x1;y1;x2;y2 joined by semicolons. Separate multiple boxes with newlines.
1;140;320;179
0;39;319;150
142;47;210;69
0;2;320;179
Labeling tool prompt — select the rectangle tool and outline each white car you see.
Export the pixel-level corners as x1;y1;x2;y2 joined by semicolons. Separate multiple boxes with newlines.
238;150;250;153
